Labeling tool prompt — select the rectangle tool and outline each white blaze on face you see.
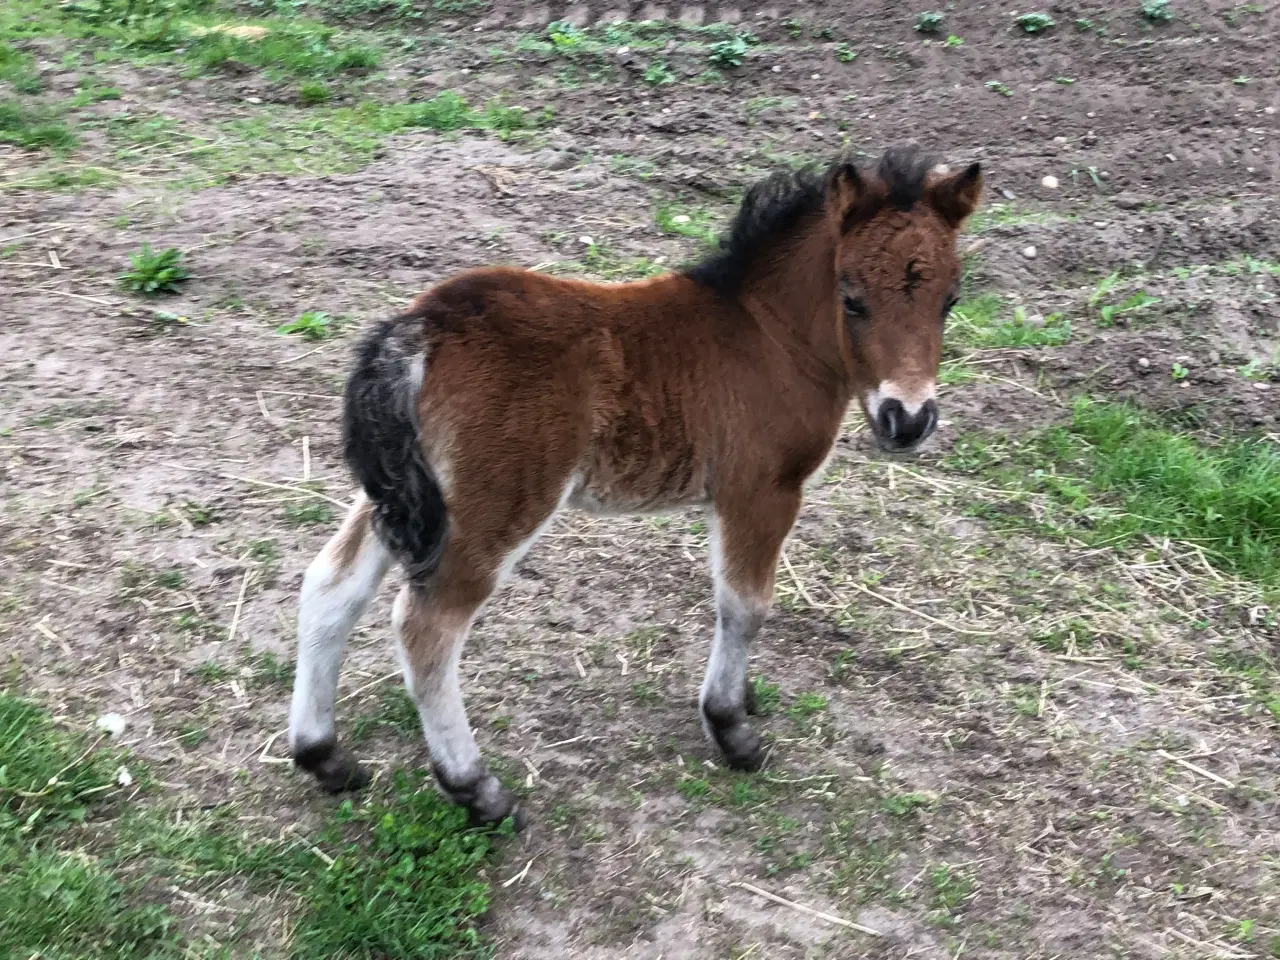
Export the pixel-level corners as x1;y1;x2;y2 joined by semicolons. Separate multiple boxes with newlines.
863;379;938;421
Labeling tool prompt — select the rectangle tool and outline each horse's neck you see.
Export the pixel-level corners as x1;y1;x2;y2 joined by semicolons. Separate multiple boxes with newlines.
740;229;846;387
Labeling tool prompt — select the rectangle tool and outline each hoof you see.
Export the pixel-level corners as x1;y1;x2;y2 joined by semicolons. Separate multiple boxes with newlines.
703;702;764;773
434;764;523;829
723;732;765;773
293;739;371;794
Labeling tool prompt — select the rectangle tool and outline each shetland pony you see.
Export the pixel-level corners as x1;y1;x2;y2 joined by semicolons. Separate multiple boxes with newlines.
287;146;982;825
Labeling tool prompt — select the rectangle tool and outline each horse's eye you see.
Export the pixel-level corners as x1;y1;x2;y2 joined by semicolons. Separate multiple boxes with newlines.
844;294;868;320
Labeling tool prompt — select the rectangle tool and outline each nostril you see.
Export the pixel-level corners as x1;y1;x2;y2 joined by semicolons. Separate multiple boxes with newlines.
877;399;904;439
921;399;939;438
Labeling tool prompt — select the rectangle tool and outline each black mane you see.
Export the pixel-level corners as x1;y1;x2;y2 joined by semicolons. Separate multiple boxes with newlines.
683;146;937;296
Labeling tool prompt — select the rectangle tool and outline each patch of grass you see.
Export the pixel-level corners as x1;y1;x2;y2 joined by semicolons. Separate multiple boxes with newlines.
750;676;781;716
949;399;1280;586
1015;12;1055;33
914;11;944;33
1141;0;1174;23
948;295;1071;349
284;502;334;526
277;309;341;341
298;79;330;104
943;33;964;46
1;691;508;956
0;99;76;151
882;791;935;817
786;692;828;722
930;863;975;914
676;776;710;801
656;202;721;249
0;41;41;92
984;79;1013;97
707;34;749;68
350;687;419;743
118;244;189;296
1089;272;1159;327
833;42;856;62
192;661;231;684
183;21;380;79
0;693;123;833
643;60;673;84
0;692;178;957
549;240;666;282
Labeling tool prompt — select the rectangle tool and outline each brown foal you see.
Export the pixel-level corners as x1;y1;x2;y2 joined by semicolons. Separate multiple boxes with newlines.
287;146;983;825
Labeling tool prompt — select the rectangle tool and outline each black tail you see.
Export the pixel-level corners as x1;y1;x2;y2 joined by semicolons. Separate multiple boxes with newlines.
343;315;447;580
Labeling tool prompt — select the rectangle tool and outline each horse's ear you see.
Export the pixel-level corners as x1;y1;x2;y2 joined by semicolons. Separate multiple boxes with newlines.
929;162;983;227
826;162;863;228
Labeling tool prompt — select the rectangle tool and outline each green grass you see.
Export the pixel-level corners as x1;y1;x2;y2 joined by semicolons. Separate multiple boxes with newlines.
0;690;507;958
0;40;41;91
656;202;722;250
707;34;749;68
949;399;1280;587
1141;0;1174;23
914;11;944;33
0;692;178;957
277;309;342;340
947;294;1071;350
1014;12;1055;32
182;21;380;79
118;244;189;295
0;99;76;151
284;502;334;526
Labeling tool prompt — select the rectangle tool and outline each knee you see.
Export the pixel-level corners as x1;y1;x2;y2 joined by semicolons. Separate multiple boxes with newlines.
301;553;337;601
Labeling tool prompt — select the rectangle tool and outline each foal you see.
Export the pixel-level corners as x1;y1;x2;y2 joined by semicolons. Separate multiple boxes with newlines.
288;146;982;825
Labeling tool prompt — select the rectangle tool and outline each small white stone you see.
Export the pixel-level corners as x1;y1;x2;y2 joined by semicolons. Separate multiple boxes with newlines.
1257;381;1271;391
811;73;821;80
1021;245;1037;260
771;64;782;73
1041;175;1059;189
96;713;127;737
616;46;630;56
1137;357;1151;369
671;214;690;224
116;765;133;787
1266;106;1277;114
579;235;594;246
1053;136;1068;144
245;96;262;104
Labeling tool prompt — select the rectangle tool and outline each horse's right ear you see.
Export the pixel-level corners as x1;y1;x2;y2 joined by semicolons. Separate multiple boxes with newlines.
928;162;983;228
826;162;863;228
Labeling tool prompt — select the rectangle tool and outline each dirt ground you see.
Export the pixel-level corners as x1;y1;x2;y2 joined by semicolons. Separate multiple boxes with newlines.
3;1;1279;957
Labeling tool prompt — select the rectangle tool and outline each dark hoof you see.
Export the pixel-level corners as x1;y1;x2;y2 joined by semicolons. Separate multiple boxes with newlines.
434;764;523;829
723;734;765;773
294;739;371;794
704;704;765;772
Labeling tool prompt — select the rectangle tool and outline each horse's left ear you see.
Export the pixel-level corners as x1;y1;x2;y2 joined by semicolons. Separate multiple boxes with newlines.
826;162;863;227
929;162;983;227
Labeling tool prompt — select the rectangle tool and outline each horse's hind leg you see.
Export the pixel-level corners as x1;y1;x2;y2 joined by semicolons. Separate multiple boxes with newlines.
701;486;802;771
289;494;393;792
392;577;516;824
393;486;569;827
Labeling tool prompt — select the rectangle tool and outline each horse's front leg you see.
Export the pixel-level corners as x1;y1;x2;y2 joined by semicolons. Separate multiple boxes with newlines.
701;486;802;771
